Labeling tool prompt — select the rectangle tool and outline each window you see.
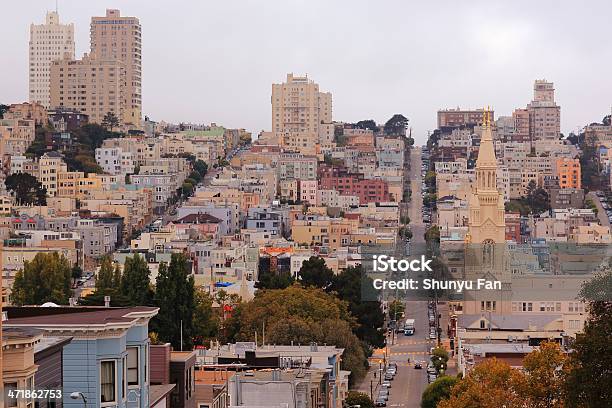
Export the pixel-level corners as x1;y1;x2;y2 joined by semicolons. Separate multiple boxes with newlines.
480;320;486;329
127;347;140;387
100;360;117;405
6;382;18;408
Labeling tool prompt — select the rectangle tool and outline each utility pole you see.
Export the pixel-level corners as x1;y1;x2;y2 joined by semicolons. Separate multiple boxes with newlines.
370;379;373;400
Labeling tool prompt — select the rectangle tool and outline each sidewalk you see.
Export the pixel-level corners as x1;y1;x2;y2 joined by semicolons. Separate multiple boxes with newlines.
354;359;384;399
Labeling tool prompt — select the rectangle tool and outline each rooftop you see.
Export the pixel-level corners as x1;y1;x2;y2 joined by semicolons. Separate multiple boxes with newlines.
4;306;159;329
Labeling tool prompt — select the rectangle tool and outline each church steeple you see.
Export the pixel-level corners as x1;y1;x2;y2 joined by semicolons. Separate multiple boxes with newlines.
467;107;506;244
475;107;498;193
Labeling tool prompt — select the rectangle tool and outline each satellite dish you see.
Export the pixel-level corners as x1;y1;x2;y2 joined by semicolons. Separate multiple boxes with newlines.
41;302;60;307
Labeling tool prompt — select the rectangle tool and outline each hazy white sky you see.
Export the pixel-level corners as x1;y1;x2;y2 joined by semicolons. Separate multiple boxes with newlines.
2;0;611;143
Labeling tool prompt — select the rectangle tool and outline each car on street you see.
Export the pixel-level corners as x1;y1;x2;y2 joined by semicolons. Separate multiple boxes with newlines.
382;381;392;388
375;398;387;407
428;373;437;383
384;373;394;381
429;332;437;339
414;361;422;369
388;362;397;369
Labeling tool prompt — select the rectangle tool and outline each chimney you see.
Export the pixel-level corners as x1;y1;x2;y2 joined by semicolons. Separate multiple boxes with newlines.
104;296;111;307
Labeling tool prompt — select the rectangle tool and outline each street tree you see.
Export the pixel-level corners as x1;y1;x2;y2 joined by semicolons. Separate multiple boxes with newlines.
95;255;115;291
120;253;153;305
388;299;405;320
154;253;196;351
421;376;459;408
430;346;449;374
10;252;72;305
192;287;219;346
437;358;527;408
346;391;374;408
521;341;567;408
71;265;83;283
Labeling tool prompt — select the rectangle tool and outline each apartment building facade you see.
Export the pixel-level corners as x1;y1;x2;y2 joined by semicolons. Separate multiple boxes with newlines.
90;9;142;126
29;11;75;108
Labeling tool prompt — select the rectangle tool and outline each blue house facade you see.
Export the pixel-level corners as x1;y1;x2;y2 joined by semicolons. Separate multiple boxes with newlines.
5;306;158;408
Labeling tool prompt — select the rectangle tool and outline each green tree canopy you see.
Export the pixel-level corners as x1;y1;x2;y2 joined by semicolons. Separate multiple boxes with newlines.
5;173;47;205
564;300;612;407
384;114;409;135
194;159;208;176
430;346;449;373
525;180;551;214
346;391;374;408
421;375;459;408
101;111;120;131
11;252;72;305
255;269;295;290
192;287;219;346
227;285;367;382
120;254;153;305
354;119;378;132
153;253;196;351
71;265;83;283
298;256;334;288
96;255;116;291
330;265;386;349
388;299;405;320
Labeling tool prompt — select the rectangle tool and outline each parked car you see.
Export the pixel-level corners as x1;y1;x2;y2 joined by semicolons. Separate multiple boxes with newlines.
428;373;437;383
384;373;394;381
375;398;387;407
382;380;392;388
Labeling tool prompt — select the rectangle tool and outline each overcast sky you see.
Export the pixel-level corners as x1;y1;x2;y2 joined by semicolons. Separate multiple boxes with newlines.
2;0;611;143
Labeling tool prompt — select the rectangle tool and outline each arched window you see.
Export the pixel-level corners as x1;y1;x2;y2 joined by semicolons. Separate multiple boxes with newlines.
483;239;495;268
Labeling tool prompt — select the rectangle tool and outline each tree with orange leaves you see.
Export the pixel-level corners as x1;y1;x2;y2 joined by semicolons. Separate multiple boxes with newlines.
437;358;527;408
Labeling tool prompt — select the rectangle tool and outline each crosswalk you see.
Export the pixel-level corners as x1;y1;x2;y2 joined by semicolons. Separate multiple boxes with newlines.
372;350;429;356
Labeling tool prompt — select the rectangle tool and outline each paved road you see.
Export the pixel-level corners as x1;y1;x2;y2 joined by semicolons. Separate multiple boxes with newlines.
586;191;611;227
369;301;433;407
367;147;433;407
409;146;426;248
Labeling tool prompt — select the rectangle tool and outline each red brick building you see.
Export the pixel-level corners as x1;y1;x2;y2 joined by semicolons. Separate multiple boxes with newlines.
318;165;390;204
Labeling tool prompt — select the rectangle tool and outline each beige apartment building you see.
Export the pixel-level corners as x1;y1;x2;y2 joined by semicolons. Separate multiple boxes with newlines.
272;73;332;149
90;9;142;126
0;119;35;159
437;108;494;128
528;80;561;141
50;53;126;125
38;151;67;197
29;11;75;108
